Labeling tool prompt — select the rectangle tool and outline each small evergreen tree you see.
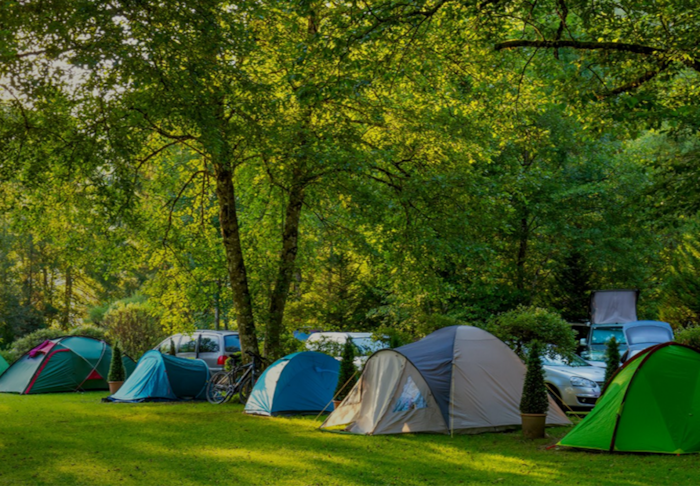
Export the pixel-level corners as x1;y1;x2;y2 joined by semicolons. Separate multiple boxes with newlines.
169;339;177;356
334;340;357;402
604;336;621;387
520;342;549;414
108;342;126;382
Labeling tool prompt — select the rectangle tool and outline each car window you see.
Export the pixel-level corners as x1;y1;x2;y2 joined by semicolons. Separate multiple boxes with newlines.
199;335;220;353
224;335;241;353
627;326;672;345
591;328;626;345
542;354;591;368
159;337;178;354
178;334;197;353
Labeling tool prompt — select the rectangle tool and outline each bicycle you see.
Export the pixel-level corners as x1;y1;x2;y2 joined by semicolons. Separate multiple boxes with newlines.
206;350;265;404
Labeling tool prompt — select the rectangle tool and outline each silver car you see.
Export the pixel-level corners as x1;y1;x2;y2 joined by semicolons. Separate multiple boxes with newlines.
543;353;606;411
154;330;240;372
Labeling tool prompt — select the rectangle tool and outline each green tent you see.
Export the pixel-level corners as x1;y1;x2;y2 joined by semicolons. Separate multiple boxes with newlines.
559;343;700;454
0;354;8;376
0;336;135;394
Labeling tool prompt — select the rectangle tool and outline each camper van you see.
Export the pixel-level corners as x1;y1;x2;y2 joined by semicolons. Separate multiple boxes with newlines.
579;290;639;366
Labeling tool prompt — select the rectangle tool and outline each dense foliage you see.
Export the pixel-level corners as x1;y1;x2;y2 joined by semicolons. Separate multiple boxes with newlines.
485;307;576;359
0;0;698;357
103;301;166;360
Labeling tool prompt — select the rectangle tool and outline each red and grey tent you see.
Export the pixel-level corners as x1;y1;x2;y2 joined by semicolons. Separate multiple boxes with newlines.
0;336;135;394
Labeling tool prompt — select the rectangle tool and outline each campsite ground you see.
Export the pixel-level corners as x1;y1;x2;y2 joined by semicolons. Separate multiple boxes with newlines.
0;393;696;486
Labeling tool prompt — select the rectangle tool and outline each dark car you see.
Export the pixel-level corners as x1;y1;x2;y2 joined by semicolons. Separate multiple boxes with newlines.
154;330;240;372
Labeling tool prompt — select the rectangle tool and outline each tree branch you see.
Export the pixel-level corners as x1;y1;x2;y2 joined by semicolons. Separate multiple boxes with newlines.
495;39;662;55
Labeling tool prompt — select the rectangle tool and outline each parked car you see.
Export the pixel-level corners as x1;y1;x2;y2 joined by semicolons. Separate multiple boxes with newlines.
305;332;388;368
154;330;240;372
542;353;606;411
580;325;628;367
622;320;674;360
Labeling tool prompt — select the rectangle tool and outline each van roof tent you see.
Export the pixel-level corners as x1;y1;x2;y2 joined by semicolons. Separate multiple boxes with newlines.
590;289;639;325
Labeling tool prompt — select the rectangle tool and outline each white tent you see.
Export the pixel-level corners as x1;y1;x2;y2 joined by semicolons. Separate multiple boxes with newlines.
321;326;570;435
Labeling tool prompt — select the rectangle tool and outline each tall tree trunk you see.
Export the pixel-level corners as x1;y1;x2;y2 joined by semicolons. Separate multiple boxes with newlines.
264;182;305;359
61;266;72;331
516;215;528;292
213;162;259;357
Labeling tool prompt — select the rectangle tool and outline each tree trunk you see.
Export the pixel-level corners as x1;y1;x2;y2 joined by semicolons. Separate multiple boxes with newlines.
516;216;528;292
264;182;305;359
213;162;259;357
61;266;72;331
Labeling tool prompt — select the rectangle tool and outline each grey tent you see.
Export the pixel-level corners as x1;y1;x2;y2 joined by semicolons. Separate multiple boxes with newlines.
321;326;570;435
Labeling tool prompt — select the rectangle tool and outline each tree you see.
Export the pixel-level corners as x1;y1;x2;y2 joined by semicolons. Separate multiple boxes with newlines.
108;342;126;384
334;340;357;402
520;341;549;415
486;306;577;360
604;336;621;388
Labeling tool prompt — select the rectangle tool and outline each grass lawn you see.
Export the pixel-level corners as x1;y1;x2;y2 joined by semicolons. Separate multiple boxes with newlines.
0;393;697;485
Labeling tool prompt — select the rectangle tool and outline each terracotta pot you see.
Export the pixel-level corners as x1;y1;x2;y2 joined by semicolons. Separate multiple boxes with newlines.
521;413;546;439
108;381;124;395
332;400;342;409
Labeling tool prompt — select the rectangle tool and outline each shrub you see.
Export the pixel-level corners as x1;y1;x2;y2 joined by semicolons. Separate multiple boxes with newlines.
108;342;126;382
334;340;357;402
3;326;109;364
520;342;549;415
103;301;165;360
675;326;700;350
485;305;576;360
604;336;621;387
169;339;177;356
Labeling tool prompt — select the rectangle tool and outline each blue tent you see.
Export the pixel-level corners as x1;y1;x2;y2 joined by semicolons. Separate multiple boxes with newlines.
245;351;340;416
105;350;210;403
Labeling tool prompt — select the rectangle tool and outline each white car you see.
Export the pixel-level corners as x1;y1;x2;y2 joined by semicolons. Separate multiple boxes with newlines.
305;332;388;368
542;353;606;411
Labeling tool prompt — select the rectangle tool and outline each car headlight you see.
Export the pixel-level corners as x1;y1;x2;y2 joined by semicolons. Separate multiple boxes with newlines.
570;376;597;388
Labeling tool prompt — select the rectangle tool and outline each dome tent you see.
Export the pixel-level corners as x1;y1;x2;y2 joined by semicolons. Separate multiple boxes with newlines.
0;336;136;394
0;354;8;376
559;342;700;454
245;351;340;416
321;326;570;435
105;350;210;402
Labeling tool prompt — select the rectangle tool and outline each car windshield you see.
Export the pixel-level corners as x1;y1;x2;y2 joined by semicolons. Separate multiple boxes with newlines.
352;337;386;355
591;328;626;345
542;353;591;368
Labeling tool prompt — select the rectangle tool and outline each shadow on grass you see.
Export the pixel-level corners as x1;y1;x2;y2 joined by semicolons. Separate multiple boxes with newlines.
0;393;698;485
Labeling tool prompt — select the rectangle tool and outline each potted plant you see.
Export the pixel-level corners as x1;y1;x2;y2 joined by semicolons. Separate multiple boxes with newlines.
520;341;549;439
333;339;357;408
108;342;126;394
603;336;621;391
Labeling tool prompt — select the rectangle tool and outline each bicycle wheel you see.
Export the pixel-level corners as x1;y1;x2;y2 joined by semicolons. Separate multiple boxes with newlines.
238;376;253;404
206;371;234;404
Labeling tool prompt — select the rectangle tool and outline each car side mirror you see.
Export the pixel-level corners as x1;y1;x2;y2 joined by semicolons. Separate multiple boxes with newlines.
579;338;587;346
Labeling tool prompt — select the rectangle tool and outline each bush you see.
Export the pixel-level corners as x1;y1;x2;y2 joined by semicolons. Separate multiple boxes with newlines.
108;342;126;382
604;336;621;387
485;306;576;360
334;340;357;402
520;342;549;415
675;326;700;350
2;326;109;364
103;301;165;360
